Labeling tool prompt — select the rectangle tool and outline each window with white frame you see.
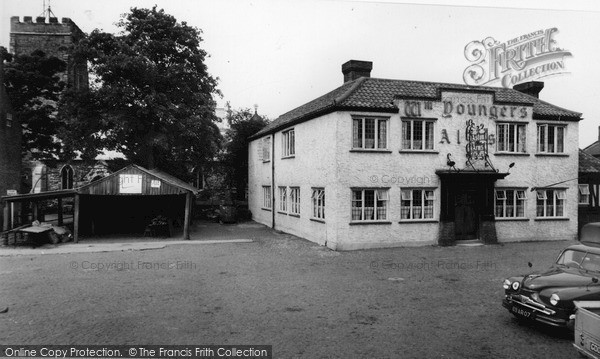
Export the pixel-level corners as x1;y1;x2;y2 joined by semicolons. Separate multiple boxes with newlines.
262;136;271;162
400;189;435;220
6;113;13;128
402;119;434;150
495;189;526;218
352;117;388;149
278;186;287;212
351;189;389;221
579;184;590;205
311;188;325;220
497;123;526;153
262;186;272;209
537;124;565;153
536;189;566;217
289;187;300;215
282;129;295;157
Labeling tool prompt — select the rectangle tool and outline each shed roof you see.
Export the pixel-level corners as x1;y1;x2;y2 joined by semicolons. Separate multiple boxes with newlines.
250;77;582;140
77;164;198;195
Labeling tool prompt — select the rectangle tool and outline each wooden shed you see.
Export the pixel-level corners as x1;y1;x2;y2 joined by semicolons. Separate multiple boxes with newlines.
73;164;198;242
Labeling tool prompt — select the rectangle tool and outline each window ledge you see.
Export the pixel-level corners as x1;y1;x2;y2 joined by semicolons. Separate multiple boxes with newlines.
493;152;530;156
289;213;300;218
277;211;288;215
310;218;326;223
534;153;569;157
534;217;570;221
261;207;272;212
399;150;439;154
495;217;530;221
349;221;392;225
398;220;439;223
350;149;392;153
281;155;295;160
262;160;271;163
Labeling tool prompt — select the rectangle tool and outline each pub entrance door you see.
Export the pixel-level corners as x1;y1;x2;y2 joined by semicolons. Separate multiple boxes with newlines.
437;170;509;245
454;189;478;240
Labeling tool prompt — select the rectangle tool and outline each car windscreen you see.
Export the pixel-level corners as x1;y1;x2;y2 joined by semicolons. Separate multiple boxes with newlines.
556;249;600;272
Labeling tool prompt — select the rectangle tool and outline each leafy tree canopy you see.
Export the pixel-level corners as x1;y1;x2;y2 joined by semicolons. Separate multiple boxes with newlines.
223;107;269;199
60;6;222;178
2;48;66;159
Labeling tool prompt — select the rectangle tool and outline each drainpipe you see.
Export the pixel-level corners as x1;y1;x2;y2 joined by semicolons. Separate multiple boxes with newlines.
271;134;276;229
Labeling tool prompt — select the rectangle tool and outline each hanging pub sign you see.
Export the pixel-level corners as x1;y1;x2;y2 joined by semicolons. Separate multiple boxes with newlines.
465;119;488;161
119;174;143;194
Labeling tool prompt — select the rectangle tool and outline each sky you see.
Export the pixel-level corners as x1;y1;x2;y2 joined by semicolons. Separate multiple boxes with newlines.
1;0;600;147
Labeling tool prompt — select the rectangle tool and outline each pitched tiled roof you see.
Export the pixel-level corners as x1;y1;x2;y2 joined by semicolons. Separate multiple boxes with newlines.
580;149;600;173
584;141;600;156
250;77;582;139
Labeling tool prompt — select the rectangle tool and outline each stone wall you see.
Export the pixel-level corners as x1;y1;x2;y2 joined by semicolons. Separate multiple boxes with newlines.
9;16;88;90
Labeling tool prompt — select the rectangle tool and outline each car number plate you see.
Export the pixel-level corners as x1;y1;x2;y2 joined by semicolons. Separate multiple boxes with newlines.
512;306;532;318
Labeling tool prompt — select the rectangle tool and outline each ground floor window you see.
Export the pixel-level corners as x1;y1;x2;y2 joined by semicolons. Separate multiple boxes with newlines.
290;187;300;215
495;189;526;218
278;186;287;212
351;189;389;221
400;189;434;220
536;189;566;217
579;184;590;205
311;188;325;220
262;186;272;209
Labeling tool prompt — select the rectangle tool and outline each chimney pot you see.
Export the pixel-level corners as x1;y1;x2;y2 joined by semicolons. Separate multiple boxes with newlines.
342;60;372;83
513;81;544;98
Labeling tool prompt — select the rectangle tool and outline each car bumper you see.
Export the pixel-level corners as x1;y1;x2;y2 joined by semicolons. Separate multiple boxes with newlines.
503;296;573;329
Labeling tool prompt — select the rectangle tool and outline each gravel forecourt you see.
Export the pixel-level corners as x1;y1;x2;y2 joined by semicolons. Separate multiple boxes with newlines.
0;221;577;358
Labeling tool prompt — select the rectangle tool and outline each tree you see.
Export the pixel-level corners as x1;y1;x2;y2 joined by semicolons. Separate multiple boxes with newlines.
60;6;222;177
223;107;269;200
2;48;66;159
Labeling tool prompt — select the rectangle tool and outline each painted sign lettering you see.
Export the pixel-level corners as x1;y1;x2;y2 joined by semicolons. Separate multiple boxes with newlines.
442;101;527;119
404;101;422;117
439;129;493;145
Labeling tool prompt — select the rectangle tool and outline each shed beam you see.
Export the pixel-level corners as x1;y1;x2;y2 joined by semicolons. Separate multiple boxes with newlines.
73;194;80;243
57;197;63;226
183;192;192;240
3;203;9;231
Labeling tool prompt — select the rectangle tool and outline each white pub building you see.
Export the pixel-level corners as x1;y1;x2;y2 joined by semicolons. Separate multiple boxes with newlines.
248;60;581;250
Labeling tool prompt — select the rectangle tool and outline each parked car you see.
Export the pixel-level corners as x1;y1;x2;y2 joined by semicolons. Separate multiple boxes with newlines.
502;223;600;329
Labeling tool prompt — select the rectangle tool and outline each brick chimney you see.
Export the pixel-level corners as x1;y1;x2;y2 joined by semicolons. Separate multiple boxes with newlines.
513;81;544;98
342;60;372;83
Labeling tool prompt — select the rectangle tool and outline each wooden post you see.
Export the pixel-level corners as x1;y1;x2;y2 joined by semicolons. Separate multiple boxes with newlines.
3;202;9;231
32;201;38;221
57;197;63;226
73;194;80;243
183;192;192;240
